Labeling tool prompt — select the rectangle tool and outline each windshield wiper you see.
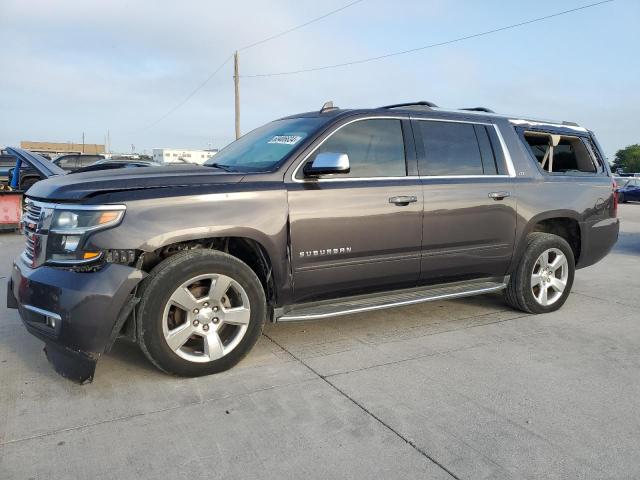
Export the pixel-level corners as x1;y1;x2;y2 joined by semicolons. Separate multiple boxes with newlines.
207;163;236;172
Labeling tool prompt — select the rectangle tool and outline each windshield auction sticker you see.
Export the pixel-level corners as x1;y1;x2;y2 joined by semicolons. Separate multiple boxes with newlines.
268;135;303;145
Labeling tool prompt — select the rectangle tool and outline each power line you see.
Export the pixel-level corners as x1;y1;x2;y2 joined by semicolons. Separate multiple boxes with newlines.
241;0;614;78
139;54;232;132
238;0;365;51
139;0;366;131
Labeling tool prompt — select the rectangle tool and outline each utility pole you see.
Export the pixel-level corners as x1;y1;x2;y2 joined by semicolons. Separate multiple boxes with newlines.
233;51;240;140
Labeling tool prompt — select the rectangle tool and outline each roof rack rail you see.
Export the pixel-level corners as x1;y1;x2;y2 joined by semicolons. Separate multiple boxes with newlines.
562;120;580;127
380;101;439;110
460;107;495;113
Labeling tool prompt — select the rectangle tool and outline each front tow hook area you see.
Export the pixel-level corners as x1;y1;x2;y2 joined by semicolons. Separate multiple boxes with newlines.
43;342;99;384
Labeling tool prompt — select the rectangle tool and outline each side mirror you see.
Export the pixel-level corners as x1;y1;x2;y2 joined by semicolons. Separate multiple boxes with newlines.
304;152;350;176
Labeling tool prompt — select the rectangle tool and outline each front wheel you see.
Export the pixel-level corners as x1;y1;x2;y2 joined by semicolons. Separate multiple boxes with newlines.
618;193;627;203
137;249;266;377
505;232;575;314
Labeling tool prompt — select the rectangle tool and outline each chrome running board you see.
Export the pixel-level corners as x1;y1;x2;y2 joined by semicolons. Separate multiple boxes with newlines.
275;278;507;322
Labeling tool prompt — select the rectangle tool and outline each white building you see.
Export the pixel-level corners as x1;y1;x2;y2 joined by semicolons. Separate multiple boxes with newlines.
152;148;218;165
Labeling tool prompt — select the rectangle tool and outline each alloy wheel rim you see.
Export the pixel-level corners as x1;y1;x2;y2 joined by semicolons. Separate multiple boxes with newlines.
162;273;250;363
531;248;568;307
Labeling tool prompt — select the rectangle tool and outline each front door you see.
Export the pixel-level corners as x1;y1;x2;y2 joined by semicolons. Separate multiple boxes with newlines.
287;117;423;303
412;118;517;281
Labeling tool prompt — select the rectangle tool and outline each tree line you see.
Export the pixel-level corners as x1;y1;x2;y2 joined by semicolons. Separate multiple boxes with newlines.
611;144;640;173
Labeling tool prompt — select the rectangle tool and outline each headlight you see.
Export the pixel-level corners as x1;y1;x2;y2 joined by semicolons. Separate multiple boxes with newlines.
51;208;124;233
46;205;125;265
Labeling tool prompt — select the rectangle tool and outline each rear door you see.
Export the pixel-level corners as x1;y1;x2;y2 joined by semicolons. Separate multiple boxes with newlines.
413;118;517;281
287;116;423;302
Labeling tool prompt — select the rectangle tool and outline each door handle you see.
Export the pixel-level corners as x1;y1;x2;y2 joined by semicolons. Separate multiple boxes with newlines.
488;191;511;200
389;195;418;206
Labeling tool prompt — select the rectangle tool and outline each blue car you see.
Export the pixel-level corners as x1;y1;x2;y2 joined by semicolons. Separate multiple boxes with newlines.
616;177;640;203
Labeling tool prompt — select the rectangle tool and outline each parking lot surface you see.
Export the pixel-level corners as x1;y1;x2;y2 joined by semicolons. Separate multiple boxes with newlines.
1;205;639;479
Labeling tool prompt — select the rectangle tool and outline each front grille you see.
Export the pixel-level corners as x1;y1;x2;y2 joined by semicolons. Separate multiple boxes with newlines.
22;199;46;267
24;200;42;226
24;231;36;261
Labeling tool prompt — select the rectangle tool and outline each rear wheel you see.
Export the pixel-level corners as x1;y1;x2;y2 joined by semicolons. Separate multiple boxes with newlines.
137;249;266;377
505;232;575;314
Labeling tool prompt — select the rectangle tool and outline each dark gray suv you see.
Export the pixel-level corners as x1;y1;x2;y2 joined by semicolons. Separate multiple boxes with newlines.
6;101;619;383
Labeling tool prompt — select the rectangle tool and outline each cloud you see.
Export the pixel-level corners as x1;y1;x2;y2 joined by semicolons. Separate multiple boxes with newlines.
0;0;637;157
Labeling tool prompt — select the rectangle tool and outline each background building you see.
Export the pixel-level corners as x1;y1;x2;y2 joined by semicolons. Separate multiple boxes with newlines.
152;148;218;165
20;141;105;156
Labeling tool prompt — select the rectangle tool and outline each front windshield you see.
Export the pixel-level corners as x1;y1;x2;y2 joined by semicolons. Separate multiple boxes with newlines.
205;117;326;172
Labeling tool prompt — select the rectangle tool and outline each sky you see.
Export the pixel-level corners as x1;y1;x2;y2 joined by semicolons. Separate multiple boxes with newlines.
0;0;638;159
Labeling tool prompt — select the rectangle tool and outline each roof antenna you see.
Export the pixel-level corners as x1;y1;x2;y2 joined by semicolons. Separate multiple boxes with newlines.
320;101;338;113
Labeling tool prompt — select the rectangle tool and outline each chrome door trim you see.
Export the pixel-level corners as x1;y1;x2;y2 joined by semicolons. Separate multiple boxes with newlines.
290;115;409;183
411;117;517;178
290;115;517;182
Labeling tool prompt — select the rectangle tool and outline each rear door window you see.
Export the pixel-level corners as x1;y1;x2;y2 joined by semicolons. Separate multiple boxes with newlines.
417;121;498;176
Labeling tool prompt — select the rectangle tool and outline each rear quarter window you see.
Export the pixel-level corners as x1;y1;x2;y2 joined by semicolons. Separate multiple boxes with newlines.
521;131;605;176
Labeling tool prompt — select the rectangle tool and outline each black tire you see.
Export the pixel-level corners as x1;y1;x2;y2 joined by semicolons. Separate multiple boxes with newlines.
618;193;627;203
505;232;575;314
136;249;266;377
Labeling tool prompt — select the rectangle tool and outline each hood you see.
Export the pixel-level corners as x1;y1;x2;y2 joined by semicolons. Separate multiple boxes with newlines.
27;164;245;201
6;146;67;177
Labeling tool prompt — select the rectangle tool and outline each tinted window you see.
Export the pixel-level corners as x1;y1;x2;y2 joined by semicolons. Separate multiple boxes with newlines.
419;121;483;176
57;157;77;169
78;156;101;167
207;117;327;172
308;119;406;177
0;155;16;167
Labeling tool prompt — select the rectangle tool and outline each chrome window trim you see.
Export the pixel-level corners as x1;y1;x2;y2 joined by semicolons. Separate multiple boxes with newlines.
291;115;516;182
509;118;587;133
492;124;517;177
23;304;62;321
421;175;512;180
291;116;408;183
411;117;516;178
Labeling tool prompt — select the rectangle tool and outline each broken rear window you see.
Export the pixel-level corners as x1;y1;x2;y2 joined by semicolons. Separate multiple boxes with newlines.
522;132;604;175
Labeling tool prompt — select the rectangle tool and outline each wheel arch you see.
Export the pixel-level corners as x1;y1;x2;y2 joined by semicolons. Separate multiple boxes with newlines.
512;211;582;269
140;234;278;307
115;233;279;344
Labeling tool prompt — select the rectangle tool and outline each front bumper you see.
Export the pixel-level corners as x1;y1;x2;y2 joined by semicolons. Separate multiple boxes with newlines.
7;256;145;383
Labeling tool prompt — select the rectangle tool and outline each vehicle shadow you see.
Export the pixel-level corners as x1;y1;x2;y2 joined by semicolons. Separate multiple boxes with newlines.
105;339;163;376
